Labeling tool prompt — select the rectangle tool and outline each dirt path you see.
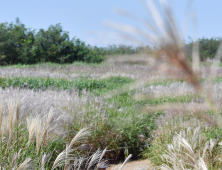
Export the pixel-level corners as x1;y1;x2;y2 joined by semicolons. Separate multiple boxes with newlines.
107;159;153;170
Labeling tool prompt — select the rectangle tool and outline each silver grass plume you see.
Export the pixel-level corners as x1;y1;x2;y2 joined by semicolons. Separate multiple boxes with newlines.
85;148;107;170
16;158;33;170
40;153;52;170
51;144;75;170
51;128;90;169
69;127;90;147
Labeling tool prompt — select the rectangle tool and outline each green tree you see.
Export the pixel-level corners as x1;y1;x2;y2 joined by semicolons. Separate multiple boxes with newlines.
34;23;71;63
0;18;35;64
0;18;153;65
185;37;222;61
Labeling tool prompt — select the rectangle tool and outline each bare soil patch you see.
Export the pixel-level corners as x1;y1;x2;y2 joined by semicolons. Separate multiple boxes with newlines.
107;159;152;170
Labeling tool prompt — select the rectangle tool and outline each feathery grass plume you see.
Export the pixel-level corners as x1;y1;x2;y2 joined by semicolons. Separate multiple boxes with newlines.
15;97;20;168
26;116;38;147
1;117;9;141
40;153;52;170
16;158;33;170
160;135;198;169
51;144;75;170
98;147;107;165
52;128;90;169
69;127;90;147
85;148;107;170
35;116;43;155
111;154;132;170
10;149;22;169
45;107;54;128
146;111;212;164
175;133;196;159
8;100;14;140
197;157;208;170
42;107;54;149
67;157;85;170
94;149;108;170
28;108;55;155
15;98;20;130
159;126;222;169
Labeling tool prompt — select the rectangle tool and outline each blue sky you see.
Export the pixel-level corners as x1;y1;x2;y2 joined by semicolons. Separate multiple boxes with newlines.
0;0;221;46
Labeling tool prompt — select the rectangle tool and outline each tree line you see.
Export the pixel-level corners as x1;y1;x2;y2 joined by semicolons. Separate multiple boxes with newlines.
0;18;221;65
0;18;151;65
185;37;222;61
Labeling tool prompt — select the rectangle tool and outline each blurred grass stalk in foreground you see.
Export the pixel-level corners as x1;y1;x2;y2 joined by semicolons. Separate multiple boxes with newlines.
105;0;222;169
105;0;222;127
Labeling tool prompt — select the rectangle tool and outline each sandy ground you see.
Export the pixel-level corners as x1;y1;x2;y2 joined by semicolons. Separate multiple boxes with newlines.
107;159;153;170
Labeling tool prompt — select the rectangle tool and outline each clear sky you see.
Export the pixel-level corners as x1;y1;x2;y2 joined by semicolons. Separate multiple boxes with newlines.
0;0;221;46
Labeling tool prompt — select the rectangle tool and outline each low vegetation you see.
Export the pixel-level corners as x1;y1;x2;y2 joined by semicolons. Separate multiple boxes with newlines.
1;1;222;170
0;76;133;92
0;74;161;169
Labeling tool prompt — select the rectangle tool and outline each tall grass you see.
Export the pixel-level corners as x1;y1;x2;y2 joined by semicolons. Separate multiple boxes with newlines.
0;97;146;169
158;127;222;169
0;83;159;168
1;0;222;169
101;0;222;169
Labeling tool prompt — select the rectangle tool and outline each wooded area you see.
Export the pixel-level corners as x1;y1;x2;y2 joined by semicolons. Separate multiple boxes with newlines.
0;18;221;65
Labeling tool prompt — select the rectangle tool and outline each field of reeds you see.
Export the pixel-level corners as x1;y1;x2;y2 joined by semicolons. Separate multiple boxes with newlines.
1;1;222;170
2;57;222;169
0;61;163;169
